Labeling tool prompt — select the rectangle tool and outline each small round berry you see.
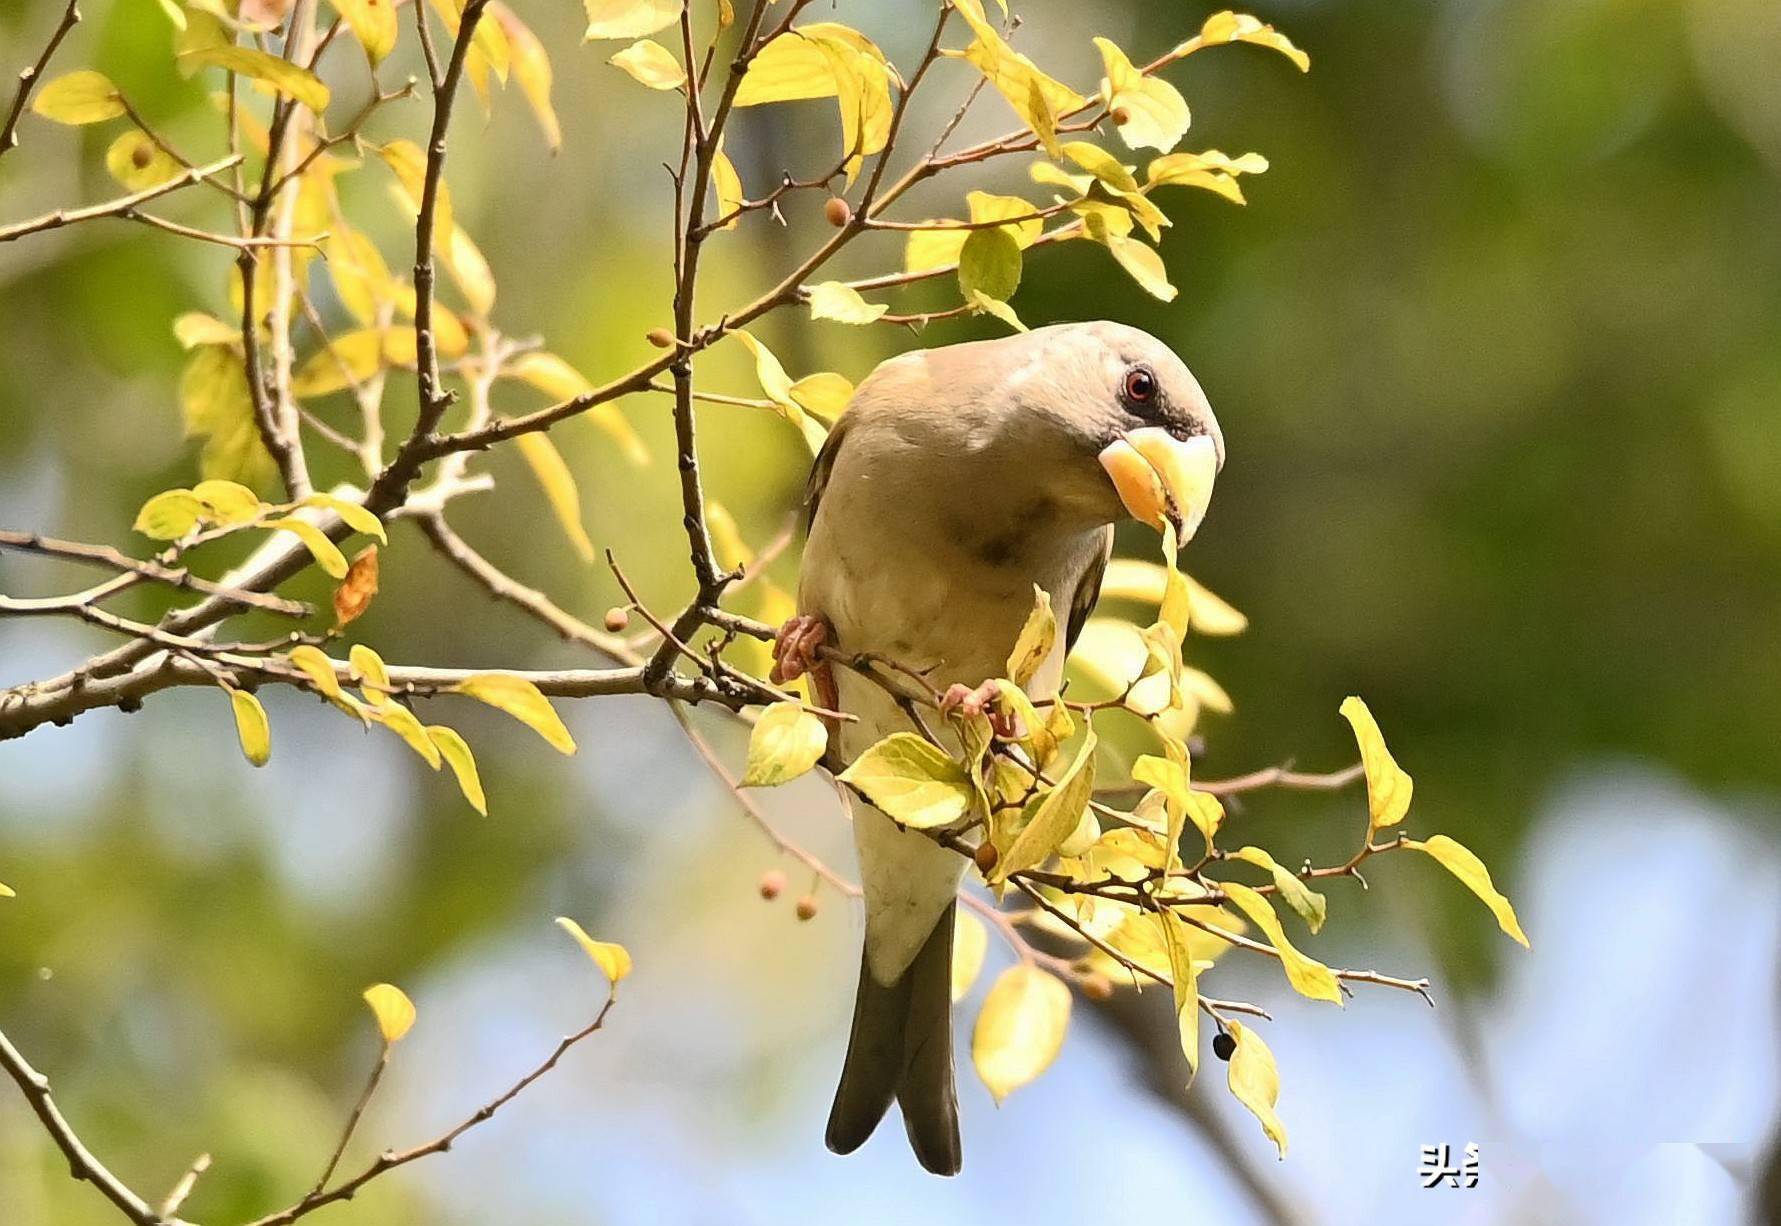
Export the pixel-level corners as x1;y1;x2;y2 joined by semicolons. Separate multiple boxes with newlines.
645;327;676;349
795;894;819;921
1212;1031;1237;1062
130;143;153;170
1110;107;1131;127
603;606;631;633
759;870;787;900
823;196;852;228
1079;973;1113;1001
972;841;998;875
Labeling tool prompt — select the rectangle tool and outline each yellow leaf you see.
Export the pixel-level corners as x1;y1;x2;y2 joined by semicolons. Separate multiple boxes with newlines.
788;372;853;421
1227;846;1326;933
742;701;829;787
181;345;274;487
378;140;452;241
905;226;968;274
104;132;182;190
362;983;416;1042
971;964;1070;1103
456;673;577;754
505;353;647;466
711;141;744;230
191;479;262;525
31;71;126;124
0;882;13;898
494;3;560;150
229;688;271;767
1131;752;1221;857
173;312;240;350
732;330;802;423
806;281;887;325
444;224;496;318
838;732;974;830
264;517;349;578
299;493;386;542
958;225;1022;303
428;725;487;815
1339;696;1413;831
1005;584;1057;688
1099;560;1248;635
1225;1020;1287;1158
1188;11;1311;73
1105;232;1177;302
994;728;1096;881
349;643;392;704
583;0;680;40
555;916;633;983
133;490;206;540
967;289;1027;333
1406;834;1530;948
372;700;442;768
610;38;685;89
515;433;595;562
330;0;398;64
1094;37;1190;153
184;46;331;112
734;26;893;182
1160;910;1201;1081
1220;881;1341;1004
949;0;1084;158
323;230;392;327
951;910;988;1002
288;644;344;700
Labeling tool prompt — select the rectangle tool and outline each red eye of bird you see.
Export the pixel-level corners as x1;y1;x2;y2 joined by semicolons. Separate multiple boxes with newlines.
1124;366;1157;404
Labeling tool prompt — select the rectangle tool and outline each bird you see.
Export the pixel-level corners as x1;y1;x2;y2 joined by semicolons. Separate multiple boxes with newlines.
769;320;1224;1176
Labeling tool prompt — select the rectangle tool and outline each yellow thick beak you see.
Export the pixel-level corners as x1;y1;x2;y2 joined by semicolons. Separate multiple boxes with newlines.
1097;428;1219;541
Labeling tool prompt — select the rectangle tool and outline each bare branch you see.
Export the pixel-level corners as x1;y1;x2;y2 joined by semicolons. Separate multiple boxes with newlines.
0;155;242;245
0;0;82;161
0;529;311;615
0;1028;174;1226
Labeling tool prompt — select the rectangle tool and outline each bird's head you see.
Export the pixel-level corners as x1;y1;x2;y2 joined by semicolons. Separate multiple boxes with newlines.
1014;322;1223;542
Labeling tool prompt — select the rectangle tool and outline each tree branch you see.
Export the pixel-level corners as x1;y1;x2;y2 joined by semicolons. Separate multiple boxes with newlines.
0;0;82;161
0;1028;175;1226
0;155;242;245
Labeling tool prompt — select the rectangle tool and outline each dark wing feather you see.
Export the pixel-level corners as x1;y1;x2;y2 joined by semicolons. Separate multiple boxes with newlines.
803;412;852;531
1065;527;1114;653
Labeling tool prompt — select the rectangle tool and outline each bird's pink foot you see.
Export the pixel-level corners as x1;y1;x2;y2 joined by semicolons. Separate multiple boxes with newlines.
940;680;1019;739
770;613;829;684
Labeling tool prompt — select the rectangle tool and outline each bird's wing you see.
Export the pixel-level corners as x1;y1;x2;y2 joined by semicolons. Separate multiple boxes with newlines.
1065;525;1114;653
803;409;853;531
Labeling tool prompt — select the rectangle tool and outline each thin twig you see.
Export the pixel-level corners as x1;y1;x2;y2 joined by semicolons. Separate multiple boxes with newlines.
0;155;242;245
0;0;82;160
0;530;311;615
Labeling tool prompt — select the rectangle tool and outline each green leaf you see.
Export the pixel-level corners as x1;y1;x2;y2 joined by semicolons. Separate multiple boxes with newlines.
1405;834;1530;948
1220;880;1341;1004
133;490;206;540
31;71;126;124
838;732;974;830
742;701;829;787
1225;1020;1287;1158
456;673;577;754
229;688;271;767
971;964;1071;1103
1227;846;1327;933
958;226;1022;304
184;46;331;112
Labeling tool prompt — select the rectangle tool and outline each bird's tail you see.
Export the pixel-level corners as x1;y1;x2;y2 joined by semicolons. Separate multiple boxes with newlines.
824;900;960;1176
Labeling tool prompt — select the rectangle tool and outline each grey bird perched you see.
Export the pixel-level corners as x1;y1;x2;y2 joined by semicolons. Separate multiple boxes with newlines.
770;321;1224;1176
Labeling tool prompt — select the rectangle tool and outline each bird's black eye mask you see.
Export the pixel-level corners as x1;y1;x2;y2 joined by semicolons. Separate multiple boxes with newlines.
1114;361;1206;443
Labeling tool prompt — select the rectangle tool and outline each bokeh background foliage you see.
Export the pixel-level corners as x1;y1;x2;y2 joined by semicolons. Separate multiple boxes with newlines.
2;0;1778;1222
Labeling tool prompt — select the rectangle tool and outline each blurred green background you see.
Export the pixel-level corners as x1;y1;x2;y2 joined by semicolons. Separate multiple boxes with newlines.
2;0;1778;1222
